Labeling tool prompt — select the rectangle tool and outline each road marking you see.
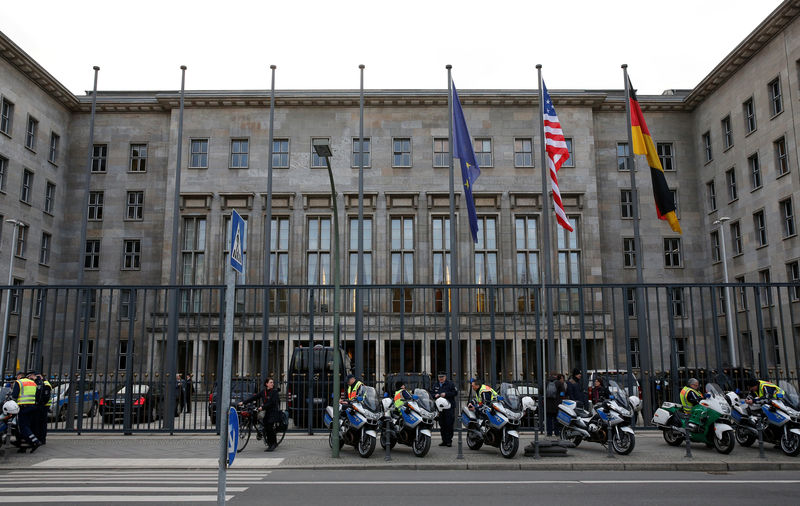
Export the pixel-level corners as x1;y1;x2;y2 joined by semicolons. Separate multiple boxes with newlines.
3;495;231;503
0;486;248;493
259;479;800;485
30;458;284;468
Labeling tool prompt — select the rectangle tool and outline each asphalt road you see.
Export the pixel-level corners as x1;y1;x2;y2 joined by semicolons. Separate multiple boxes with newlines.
230;470;799;506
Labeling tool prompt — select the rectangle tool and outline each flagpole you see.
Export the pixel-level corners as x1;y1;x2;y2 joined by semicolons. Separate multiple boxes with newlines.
355;64;365;380
622;64;654;421
446;65;464;459
262;65;276;384
536;65;556;380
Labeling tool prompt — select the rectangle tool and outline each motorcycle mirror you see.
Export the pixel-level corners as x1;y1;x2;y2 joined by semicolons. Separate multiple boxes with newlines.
735;388;740;394
776;393;784;399
497;396;504;401
412;395;419;400
609;395;615;400
383;392;389;398
356;396;363;402
705;393;711;399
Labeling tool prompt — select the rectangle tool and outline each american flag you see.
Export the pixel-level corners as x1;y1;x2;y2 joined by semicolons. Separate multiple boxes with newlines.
542;81;573;232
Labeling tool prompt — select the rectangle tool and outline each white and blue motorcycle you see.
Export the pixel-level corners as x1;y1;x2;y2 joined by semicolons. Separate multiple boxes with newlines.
381;388;438;457
461;383;536;459
727;380;800;457
324;385;382;458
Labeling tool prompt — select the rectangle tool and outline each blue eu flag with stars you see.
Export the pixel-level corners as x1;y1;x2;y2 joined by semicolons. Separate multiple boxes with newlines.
451;81;481;243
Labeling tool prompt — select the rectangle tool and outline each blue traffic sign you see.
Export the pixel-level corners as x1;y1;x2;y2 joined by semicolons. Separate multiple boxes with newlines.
230;210;245;274
227;406;239;466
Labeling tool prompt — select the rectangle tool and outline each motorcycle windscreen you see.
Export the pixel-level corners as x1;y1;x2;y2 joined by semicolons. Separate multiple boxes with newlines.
607;380;630;410
360;386;380;412
499;383;521;410
413;388;435;412
778;380;800;410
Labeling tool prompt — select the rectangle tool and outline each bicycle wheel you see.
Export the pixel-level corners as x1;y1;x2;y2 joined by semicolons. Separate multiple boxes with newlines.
237;416;252;453
276;422;286;446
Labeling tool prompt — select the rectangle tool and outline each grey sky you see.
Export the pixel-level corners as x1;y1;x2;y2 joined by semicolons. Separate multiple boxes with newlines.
2;0;783;95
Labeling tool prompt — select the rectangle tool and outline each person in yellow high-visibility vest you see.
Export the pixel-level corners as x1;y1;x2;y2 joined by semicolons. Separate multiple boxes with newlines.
393;381;412;416
11;371;41;452
679;378;703;414
468;378;498;413
745;378;785;404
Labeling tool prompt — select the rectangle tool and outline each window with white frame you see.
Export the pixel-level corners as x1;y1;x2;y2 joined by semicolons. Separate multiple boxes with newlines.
20;169;33;204
514;216;539;312
91;144;107;173
0;98;13;135
617;143;630;171
768;77;783;116
514;138;533;167
129;144;147;172
49;132;59;164
664;238;682;267
119;289;137;320
118;339;129;369
749;153;761;189
181;216;207;312
670;287;685;317
780;197;795;237
726;168;737;202
557;216;580;309
230;139;249;168
88;191;103;221
754;210;767;247
25;116;37;151
707;180;717;211
272;139;289;168
711;230;720;263
84;239;100;269
126;191;144;221
721;116;733;150
743;98;757;133
0;155;7;191
311;138;330;168
392;138;411;167
10;279;22;314
348;217;372;312
433;138;449;168
44;182;55;214
352;138;370;168
730;221;743;256
390;216;414;312
623;237;636;268
474;216;498;312
34;288;45;318
563;138;574;167
775;137;789;176
268;216;290;312
702;131;712;162
736;276;747;311
122;239;141;270
15;225;27;258
190;139;208;168
759;269;773;306
474;138;492;167
39;232;51;265
620;189;633;219
657;142;674;171
786;261;800;301
626;287;637;317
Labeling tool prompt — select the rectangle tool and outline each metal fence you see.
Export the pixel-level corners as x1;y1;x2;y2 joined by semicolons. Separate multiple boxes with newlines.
2;282;798;432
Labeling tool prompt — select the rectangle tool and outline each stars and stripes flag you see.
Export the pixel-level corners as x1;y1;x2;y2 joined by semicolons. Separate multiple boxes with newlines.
542;81;573;232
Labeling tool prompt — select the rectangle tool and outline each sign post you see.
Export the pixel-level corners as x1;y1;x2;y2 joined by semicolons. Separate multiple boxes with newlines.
218;210;244;505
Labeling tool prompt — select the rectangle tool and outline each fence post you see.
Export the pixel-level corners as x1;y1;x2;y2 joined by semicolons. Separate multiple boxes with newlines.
489;287;496;386
307;290;314;436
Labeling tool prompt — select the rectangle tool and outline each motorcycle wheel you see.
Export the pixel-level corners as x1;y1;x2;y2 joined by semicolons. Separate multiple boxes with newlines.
413;434;431;457
779;430;800;457
663;429;684;446
358;435;377;458
713;430;735;454
328;431;345;450
500;434;519;459
559;430;582;448
735;426;756;447
612;430;635;455
379;436;397;450
466;431;483;450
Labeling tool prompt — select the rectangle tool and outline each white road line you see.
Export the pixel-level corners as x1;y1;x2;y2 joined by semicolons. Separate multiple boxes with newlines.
2;495;231;503
30;458;283;468
0;486;248;493
0;480;266;485
258;479;800;485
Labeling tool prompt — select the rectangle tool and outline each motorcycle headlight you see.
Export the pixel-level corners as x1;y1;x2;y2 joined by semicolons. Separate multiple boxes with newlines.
616;408;631;417
507;411;523;421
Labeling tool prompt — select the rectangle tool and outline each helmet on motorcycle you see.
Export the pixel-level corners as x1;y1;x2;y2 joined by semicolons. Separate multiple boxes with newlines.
3;400;19;416
435;397;451;411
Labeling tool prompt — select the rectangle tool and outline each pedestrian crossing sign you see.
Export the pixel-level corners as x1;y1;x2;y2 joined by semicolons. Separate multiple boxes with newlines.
230;210;245;274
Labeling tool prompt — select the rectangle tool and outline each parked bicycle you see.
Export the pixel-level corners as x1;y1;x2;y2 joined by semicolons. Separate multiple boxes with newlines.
236;402;287;452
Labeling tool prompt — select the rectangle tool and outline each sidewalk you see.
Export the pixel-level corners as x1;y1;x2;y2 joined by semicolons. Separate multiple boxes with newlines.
2;432;798;472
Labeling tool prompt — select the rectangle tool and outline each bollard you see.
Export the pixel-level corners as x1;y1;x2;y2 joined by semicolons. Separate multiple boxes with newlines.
683;428;693;459
606;420;614;458
384;416;392;462
757;425;766;459
533;411;540;459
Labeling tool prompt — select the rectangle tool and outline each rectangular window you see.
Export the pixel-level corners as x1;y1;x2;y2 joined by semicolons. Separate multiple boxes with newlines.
780;197;795;237
268;216;290;313
15;225;28;258
759;269;773;306
623;237;636;268
706;181;717;211
311;138;329;168
122;239;141;270
88;191;104;221
626;287;637;318
39;232;51;265
702;131;712;162
787;261;800;301
749;153;761;189
670;189;680;218
711;230;720;263
118;339;129;369
189;139;208;168
515;216;538;312
181;217;207;312
25;116;37;150
617;142;630;171
0;98;13;135
352;138;371;167
307;216;332;284
10;279;22;314
474;138;492;167
91;144;107;173
126;191;144;221
34;289;45;318
129;144;147;172
391;216;414;312
726;168;737;202
44;182;55;214
230;139;249;168
563;138;574;167
718;286;727;316
730;221;743;256
721;116;733;150
736;276;748;311
433;138;449;168
348;217;373;284
84;239;100;269
664;238;682;267
620;189;633;219
768;77;783;116
670;287;685;318
754;210;767;247
272;139;289;168
20;169;33;204
475;216;498;312
557;216;580;310
48;132;59;164
0;155;7;191
743;98;757;133
119;289;137;321
657;142;674;171
392;138;411;167
77;339;94;370
514;138;533;167
432;216;451;313
775;137;789;176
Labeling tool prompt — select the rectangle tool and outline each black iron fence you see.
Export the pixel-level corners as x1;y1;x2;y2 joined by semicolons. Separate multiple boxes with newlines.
2;282;798;432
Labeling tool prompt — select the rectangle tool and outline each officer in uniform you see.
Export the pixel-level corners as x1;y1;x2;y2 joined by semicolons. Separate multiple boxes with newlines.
468;378;498;411
430;372;457;447
34;373;52;444
11;371;41;452
679;378;703;414
744;378;785;404
341;374;364;405
393;381;412;416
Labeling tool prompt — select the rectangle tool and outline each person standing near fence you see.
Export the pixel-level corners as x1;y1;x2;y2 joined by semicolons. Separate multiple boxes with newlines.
183;373;193;413
240;377;281;452
431;372;457;447
11;371;41;452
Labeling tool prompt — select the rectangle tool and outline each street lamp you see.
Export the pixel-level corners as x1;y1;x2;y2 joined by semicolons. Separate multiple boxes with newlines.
0;219;23;376
314;143;342;458
714;216;737;368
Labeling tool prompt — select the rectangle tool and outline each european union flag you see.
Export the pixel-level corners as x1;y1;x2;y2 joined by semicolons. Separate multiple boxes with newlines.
451;81;480;243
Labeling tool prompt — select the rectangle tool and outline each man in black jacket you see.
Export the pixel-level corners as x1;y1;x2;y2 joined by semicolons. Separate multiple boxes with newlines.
431;372;457;447
566;369;588;410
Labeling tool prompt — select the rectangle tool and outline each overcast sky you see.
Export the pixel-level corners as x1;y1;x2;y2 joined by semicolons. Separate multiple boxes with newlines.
1;0;784;96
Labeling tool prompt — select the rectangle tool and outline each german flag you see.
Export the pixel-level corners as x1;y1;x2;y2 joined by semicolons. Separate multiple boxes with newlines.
628;76;681;234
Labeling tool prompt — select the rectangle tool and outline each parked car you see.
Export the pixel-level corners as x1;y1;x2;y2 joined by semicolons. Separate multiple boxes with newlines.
208;378;259;426
287;345;350;428
49;381;100;421
99;383;164;423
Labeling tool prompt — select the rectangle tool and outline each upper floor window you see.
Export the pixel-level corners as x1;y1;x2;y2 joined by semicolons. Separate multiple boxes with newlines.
726;168;738;202
775;137;789;176
311;138;330;168
711;231;721;263
702;132;712;162
348;217;373;284
0;98;13;135
556;216;580;284
743;98;757;133
664;238;682;268
122;239;141;270
0;155;8;192
48;132;59;164
617;143;630;171
748;153;761;189
657;142;674;171
25;116;38;151
84;239;100;270
620;189;633;219
768;77;783;116
307;216;332;285
352;138;371;168
563;138;574;167
129;144;147;172
730;221;743;256
754;210;768;247
88;191;104;221
20;169;33;204
190;139;208;168
230;139;249;168
787;261;800;301
780;197;795;238
272;139;289;168
474;138;492;167
126;191;144;221
391;216;414;312
706;180;717;211
474;216;498;285
15;225;28;258
392;138;411;167
91;144;107;173
433;138;449;168
623;237;636;268
721;116;733;150
40;232;51;266
269;217;290;285
514;138;533;168
44;181;55;214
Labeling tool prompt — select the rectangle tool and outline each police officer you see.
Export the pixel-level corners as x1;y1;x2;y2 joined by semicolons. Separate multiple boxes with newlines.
744;378;784;404
680;378;702;413
393;381;412;416
430;372;457;447
341;374;364;405
468;378;498;412
11;371;41;452
34;373;52;444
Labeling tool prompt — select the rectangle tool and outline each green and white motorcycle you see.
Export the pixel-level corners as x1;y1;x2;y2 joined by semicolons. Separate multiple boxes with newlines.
651;383;735;454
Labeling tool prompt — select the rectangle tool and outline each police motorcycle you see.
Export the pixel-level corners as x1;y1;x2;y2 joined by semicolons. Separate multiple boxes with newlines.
323;385;382;458
380;388;437;457
557;380;640;455
652;382;735;454
0;386;19;454
727;380;800;457
461;383;536;459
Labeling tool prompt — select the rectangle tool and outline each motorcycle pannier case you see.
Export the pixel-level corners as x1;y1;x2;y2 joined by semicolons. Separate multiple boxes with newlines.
651;407;671;426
